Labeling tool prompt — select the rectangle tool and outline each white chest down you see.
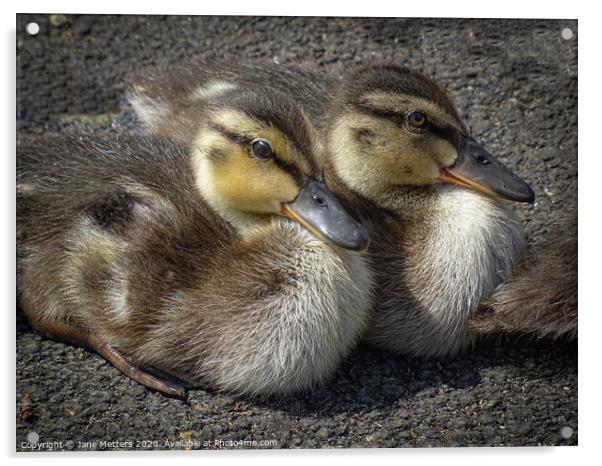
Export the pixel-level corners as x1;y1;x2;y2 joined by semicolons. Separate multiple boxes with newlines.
367;185;524;358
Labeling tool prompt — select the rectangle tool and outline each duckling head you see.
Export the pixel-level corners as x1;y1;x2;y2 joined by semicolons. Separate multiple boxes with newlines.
191;88;370;251
326;65;535;208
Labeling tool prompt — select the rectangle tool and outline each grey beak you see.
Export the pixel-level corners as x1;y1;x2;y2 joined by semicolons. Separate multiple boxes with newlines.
281;177;370;252
439;135;535;203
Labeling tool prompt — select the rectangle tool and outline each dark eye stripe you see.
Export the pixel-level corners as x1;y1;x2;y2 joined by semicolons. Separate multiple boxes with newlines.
356;105;406;125
429;124;462;148
271;157;304;185
208;122;304;184
357;105;463;148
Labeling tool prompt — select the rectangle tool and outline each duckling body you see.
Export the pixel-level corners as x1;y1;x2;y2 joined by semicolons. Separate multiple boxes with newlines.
360;186;523;356
468;213;577;340
127;62;538;358
17;88;373;396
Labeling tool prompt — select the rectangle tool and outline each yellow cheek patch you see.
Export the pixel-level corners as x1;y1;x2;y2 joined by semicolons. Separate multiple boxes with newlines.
330;114;443;190
429;138;458;168
208;146;299;215
210;109;311;174
394;153;440;183
353;115;441;185
191;124;302;222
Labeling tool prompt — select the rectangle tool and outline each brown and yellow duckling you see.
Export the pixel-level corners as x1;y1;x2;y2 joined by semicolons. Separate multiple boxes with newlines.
126;62;569;359
17;87;373;397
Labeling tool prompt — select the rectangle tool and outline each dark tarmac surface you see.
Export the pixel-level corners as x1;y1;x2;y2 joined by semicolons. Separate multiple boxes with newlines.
16;15;577;450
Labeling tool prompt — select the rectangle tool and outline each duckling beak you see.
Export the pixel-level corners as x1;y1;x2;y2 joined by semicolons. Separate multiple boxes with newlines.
281;177;370;252
438;135;535;203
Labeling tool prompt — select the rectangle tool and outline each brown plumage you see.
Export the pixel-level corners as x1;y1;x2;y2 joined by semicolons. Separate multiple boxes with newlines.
127;61;573;358
126;62;336;144
468;213;577;339
17;87;373;397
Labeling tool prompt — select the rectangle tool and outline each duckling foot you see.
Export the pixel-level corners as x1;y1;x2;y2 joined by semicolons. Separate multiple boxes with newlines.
25;318;187;398
93;339;188;399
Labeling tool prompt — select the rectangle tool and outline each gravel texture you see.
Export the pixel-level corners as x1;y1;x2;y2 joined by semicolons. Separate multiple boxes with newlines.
16;14;577;450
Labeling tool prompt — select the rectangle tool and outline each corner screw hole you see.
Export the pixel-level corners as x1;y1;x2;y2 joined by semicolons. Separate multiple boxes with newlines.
560;426;573;439
25;22;40;36
561;28;573;40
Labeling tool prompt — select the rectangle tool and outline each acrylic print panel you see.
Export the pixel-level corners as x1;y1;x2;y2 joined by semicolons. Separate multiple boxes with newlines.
16;14;577;451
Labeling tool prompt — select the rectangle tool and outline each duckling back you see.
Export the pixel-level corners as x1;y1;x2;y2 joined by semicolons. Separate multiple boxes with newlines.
126;61;336;143
17;132;222;326
469;213;577;340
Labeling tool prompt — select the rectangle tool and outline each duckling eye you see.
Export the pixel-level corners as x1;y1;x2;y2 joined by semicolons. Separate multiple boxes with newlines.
407;111;428;131
251;139;273;159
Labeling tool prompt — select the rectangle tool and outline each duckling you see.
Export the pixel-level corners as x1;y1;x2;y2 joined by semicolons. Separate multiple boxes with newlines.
468;212;577;340
17;87;373;398
323;65;537;357
127;62;549;358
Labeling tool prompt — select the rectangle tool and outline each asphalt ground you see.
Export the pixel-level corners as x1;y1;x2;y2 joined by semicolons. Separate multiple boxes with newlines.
15;14;577;450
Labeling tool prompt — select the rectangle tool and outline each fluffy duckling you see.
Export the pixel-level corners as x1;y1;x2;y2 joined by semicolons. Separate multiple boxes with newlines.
17;87;373;398
324;65;536;357
127;62;542;358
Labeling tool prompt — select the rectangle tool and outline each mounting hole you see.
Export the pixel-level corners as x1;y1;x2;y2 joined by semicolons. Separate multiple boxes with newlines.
561;27;573;40
560;426;573;439
25;22;40;36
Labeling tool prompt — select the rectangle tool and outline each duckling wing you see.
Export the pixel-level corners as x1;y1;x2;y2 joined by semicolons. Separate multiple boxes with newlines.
17;132;214;245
